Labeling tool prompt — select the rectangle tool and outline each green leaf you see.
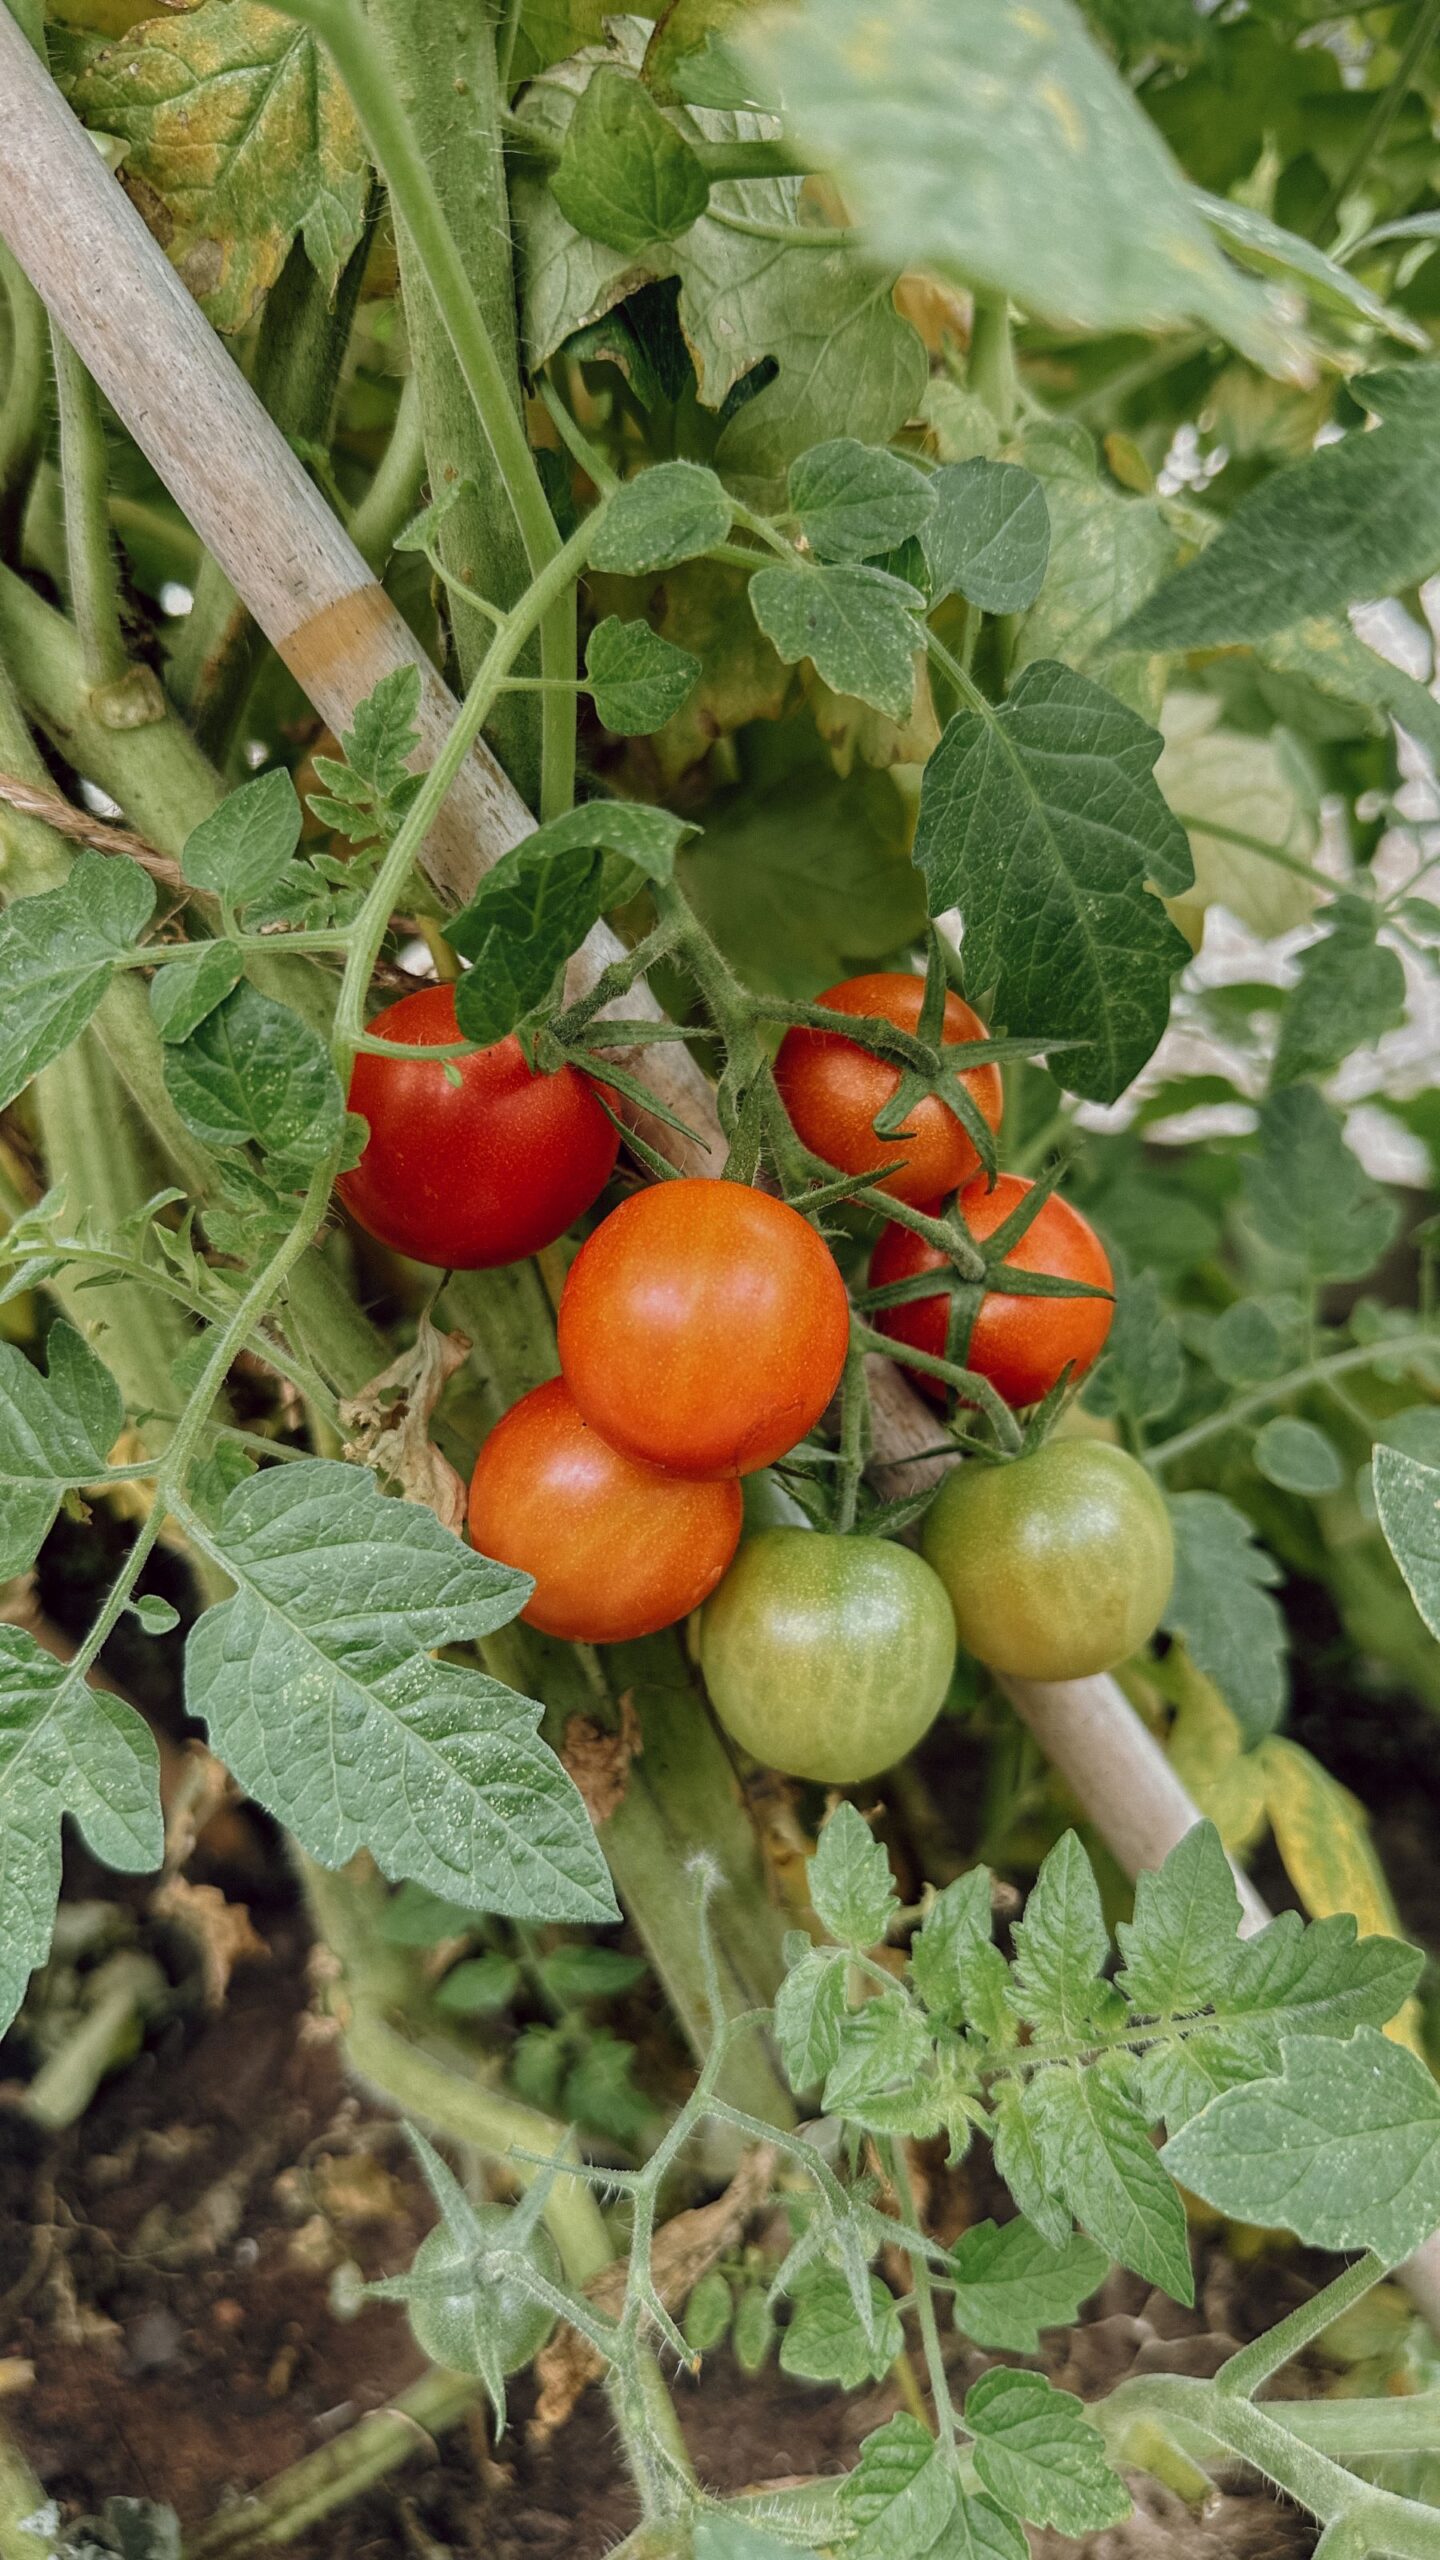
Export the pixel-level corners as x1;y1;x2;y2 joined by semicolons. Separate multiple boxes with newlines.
434;1954;523;2015
307;667;424;852
910;1866;994;2029
184;1460;616;1923
741;0;1295;365
536;1944;647;1999
935;2493;1029;2560
1242;1086;1398;1282
912;662;1191;1107
148;942;246;1045
588;460;733;574
1162;1494;1287;1747
1196;194;1428;351
787;439;935;565
1161;2027;1440;2261
0;1322;123;1580
820;1996;939;2135
808;1800;897;1946
1022;2058;1194;2300
1254;617;1440;777
131;1595;180;1637
683;2266;734;2357
839;2415;958;2560
550;66;710;254
180;770;302;910
949;2217;1108;2353
1374;1447;1440;1640
380;1883;486;1945
163;982;345;1166
0;1627;163;2035
774;1944;849;2090
1008;1831;1114;2042
1205;1295;1308;1386
585;614;701;733
0;851;155;1113
1120;369;1440;651
1014;428;1180;716
963;2367;1130;2534
69;0;369;333
779;2268;902;2387
1254;1417;1344;1496
989;2079;1073;2250
923;462;1050;615
1271;916;1407;1092
1115;1820;1244;2017
1156;691;1322;941
749;562;922;722
1083;1263;1183;1426
448;802;694;1047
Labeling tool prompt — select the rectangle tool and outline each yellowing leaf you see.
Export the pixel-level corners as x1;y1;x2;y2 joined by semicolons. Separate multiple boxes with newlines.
1163;1648;1269;1855
1259;1737;1427;2058
70;1;369;333
1156;692;1321;941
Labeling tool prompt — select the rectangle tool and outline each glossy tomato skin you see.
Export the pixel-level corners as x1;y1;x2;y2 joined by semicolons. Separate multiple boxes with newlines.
468;1377;741;1643
558;1180;850;1479
339;984;619;1270
871;1173;1114;1408
922;1441;1173;1681
700;1528;956;1783
774;971;1003;1205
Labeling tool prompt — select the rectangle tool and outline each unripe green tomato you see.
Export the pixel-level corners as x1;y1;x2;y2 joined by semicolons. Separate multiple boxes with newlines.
921;1440;1173;1682
405;2204;561;2379
700;1528;957;1784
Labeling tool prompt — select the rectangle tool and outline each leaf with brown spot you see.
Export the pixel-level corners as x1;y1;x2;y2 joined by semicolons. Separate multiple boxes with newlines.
68;0;369;333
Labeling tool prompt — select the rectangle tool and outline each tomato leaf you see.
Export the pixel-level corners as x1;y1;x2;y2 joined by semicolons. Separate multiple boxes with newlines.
181;769;302;910
949;2218;1108;2354
1114;1820;1245;2016
748;562;923;722
69;0;369;333
1161;2027;1440;2262
773;1943;849;2090
1374;1447;1440;1641
1270;912;1407;1092
1162;1492;1288;1746
449;803;695;1046
148;943;245;1045
912;662;1191;1106
807;1800;898;1946
1008;1831;1116;2042
1120;368;1440;650
0;1627;163;2038
963;2367;1130;2534
838;2415;959;2560
163;983;345;1166
0;852;155;1113
778;2268;902;2387
585;614;701;733
909;1864;995;2029
820;1996;940;2134
788;438;935;564
184;1460;617;1923
550;66;710;253
0;1323;124;1581
1083;1263;1183;1426
1241;1087;1398;1282
1023;2055;1194;2300
1253;1417;1344;1496
589;460;733;574
923;461;1051;615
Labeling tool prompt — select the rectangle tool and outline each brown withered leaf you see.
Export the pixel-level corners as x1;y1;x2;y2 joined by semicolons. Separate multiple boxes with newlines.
341;1315;471;1532
151;1876;267;2009
561;1693;643;1826
531;2144;777;2438
69;0;369;333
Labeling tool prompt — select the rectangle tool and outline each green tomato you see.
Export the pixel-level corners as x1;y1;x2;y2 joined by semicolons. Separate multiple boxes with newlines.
404;2203;561;2380
921;1440;1173;1682
699;1528;957;1783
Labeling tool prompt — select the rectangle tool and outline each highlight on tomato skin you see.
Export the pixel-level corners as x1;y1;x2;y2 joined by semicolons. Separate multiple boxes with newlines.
338;982;619;1271
869;1172;1115;1408
557;1178;851;1479
467;1377;743;1644
774;969;1003;1206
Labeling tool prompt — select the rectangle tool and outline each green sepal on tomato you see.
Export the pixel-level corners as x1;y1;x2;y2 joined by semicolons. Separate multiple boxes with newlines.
922;1440;1173;1682
871;1172;1114;1407
774;970;1003;1205
558;1178;850;1479
339;983;619;1270
700;1527;957;1783
468;1377;742;1644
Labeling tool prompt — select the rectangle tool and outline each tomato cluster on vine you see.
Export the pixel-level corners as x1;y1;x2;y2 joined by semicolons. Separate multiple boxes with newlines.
340;972;1173;1774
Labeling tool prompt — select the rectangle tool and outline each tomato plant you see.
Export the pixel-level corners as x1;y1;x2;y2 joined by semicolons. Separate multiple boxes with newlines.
774;970;1002;1203
339;984;618;1269
467;1376;741;1642
871;1173;1115;1407
922;1441;1175;1682
700;1526;957;1783
557;1178;851;1478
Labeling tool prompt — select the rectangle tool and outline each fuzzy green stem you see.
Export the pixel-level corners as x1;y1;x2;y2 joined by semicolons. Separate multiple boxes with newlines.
349;368;427;572
887;2138;956;2451
1216;2255;1387;2399
1146;1333;1440;1471
50;326;130;690
0;239;46;521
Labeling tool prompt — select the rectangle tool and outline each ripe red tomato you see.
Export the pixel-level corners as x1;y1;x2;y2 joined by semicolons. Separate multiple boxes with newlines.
339;984;618;1270
558;1179;850;1478
468;1378;742;1643
773;971;1003;1205
922;1441;1173;1680
870;1173;1114;1408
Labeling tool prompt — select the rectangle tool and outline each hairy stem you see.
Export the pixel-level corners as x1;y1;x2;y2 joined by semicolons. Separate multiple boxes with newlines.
50;326;130;690
1146;1333;1440;1471
1216;2255;1387;2399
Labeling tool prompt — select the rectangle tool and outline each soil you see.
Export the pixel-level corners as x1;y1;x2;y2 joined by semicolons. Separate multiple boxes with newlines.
3;1514;1436;2558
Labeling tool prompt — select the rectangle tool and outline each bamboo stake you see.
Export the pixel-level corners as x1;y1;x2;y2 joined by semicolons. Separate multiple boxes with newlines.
4;6;1437;2320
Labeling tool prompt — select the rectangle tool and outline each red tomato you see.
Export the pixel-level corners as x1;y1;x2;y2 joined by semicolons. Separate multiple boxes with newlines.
339;984;618;1270
773;971;1003;1205
870;1173;1114;1408
468;1378;742;1643
558;1179;850;1478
